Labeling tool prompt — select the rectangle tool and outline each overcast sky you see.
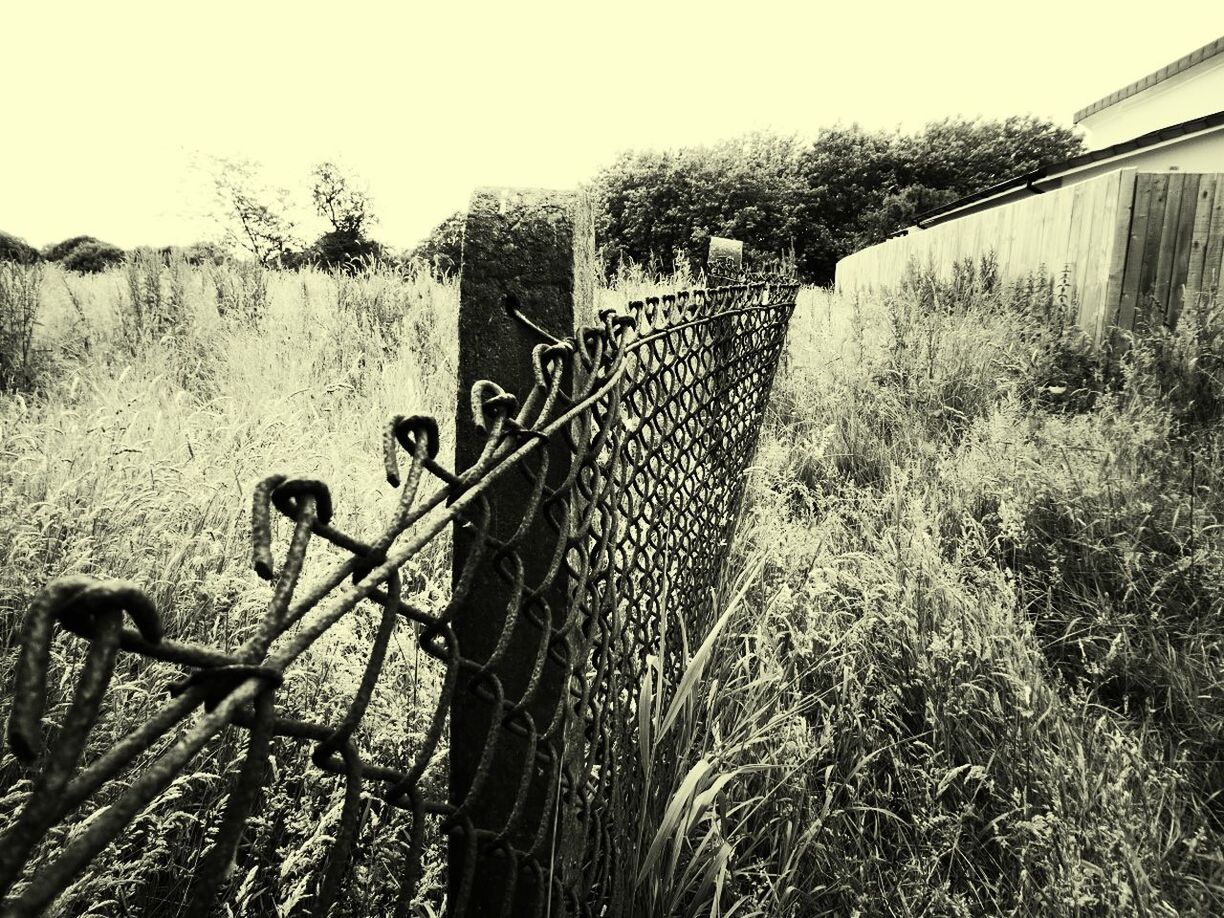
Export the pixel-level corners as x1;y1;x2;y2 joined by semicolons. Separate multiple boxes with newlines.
2;1;1222;251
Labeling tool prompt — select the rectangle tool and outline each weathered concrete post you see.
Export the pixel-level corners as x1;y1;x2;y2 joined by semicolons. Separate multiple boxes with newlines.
450;187;595;914
708;235;743;282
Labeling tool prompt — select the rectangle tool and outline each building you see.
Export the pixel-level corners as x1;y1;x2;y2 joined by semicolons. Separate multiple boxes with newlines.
1076;37;1224;151
836;36;1224;341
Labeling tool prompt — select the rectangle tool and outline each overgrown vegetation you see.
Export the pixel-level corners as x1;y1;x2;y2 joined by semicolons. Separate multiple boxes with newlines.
0;232;41;266
0;262;43;390
0;259;459;916
1;260;1222;915
639;263;1224;915
582;118;1083;284
42;236;126;274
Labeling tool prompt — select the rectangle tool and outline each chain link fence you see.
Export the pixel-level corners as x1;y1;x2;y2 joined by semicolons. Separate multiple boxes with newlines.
1;249;795;915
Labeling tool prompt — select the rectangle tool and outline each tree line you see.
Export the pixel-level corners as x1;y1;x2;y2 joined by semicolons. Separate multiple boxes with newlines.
2;116;1083;282
418;116;1083;284
594;116;1083;284
0;159;384;274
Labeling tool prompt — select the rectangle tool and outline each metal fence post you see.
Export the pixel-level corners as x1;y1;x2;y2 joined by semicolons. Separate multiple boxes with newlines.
450;187;595;915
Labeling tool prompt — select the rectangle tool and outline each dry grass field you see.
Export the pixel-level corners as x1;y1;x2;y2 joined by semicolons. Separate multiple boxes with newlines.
1;258;1223;915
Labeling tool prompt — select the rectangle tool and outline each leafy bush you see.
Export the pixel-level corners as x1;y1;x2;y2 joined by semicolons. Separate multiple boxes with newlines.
311;228;384;272
0;231;40;265
409;210;464;275
178;241;229;266
61;239;126;273
44;236;127;274
43;235;103;262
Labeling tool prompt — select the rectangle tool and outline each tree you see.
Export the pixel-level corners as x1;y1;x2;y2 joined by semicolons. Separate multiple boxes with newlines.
61;241;125;273
311;162;376;237
789;125;902;283
410;211;465;275
593;118;1085;285
309;162;380;270
595;132;806;278
208;156;300;266
0;232;41;265
897;115;1085;197
852;115;1086;242
855;185;962;245
44;236;104;262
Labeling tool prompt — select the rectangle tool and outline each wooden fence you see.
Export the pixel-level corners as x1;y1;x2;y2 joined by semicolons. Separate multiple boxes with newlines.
835;168;1224;343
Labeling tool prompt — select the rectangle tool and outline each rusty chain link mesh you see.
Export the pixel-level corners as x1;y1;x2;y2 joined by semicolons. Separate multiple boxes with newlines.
0;280;796;917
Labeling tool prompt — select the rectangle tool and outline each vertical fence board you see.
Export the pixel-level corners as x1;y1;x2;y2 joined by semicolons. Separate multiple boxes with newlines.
1087;173;1116;334
1071;181;1095;329
1186;174;1218;295
1033;189;1054;274
1117;173;1155;335
1205;175;1224;291
1153;172;1186;317
1137;174;1171;332
1168;173;1202;325
1100;169;1138;343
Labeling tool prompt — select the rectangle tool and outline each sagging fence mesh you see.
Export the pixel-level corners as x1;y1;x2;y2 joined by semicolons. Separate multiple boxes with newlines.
0;280;797;917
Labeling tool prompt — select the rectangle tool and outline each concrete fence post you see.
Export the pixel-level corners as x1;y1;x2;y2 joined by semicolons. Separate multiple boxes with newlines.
450;186;595;914
708;235;743;282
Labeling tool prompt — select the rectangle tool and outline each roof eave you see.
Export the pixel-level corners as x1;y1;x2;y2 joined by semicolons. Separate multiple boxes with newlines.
1074;35;1224;123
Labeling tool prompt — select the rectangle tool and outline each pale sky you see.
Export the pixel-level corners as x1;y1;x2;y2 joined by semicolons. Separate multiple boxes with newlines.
2;1;1222;252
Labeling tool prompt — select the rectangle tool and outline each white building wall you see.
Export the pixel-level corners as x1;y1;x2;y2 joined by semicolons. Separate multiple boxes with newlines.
1079;53;1224;149
1061;129;1224;182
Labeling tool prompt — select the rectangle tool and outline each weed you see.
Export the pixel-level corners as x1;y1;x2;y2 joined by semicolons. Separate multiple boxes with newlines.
121;251;193;348
210;259;270;326
0;261;44;391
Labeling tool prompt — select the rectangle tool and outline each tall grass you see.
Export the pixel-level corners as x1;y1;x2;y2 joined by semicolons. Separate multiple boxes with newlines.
0;260;460;915
2;257;1223;915
652;262;1224;915
0;262;44;391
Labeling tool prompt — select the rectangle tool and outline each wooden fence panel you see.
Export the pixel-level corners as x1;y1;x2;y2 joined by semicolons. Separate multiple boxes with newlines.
1118;173;1224;332
834;169;1137;343
836;169;1224;344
